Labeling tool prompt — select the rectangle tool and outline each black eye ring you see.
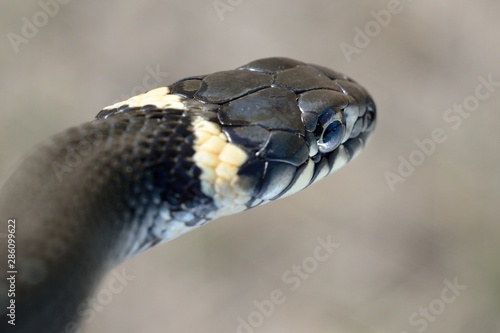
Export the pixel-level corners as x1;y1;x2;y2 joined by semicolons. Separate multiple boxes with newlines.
315;108;345;154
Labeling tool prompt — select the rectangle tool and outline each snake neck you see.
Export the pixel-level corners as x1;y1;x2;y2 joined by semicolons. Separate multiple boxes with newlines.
0;110;216;332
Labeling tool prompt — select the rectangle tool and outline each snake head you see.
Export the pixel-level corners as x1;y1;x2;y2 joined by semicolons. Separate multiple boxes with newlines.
167;57;376;216
97;57;376;221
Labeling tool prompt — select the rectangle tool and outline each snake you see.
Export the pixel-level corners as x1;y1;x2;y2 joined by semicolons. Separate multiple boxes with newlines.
0;57;376;332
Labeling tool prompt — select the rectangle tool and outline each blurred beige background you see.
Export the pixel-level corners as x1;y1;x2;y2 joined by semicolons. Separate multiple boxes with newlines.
1;1;499;332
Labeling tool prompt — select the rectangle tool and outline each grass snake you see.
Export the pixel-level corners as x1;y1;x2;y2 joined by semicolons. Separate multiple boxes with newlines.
0;57;376;332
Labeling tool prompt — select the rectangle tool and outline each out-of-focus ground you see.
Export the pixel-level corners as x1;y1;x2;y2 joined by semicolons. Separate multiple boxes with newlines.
1;1;499;332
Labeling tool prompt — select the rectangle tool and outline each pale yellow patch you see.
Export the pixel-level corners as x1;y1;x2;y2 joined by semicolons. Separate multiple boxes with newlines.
103;87;185;110
219;144;247;165
200;136;226;155
192;118;251;218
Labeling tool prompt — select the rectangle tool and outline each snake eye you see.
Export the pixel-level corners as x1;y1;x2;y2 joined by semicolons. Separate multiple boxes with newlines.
315;108;345;153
